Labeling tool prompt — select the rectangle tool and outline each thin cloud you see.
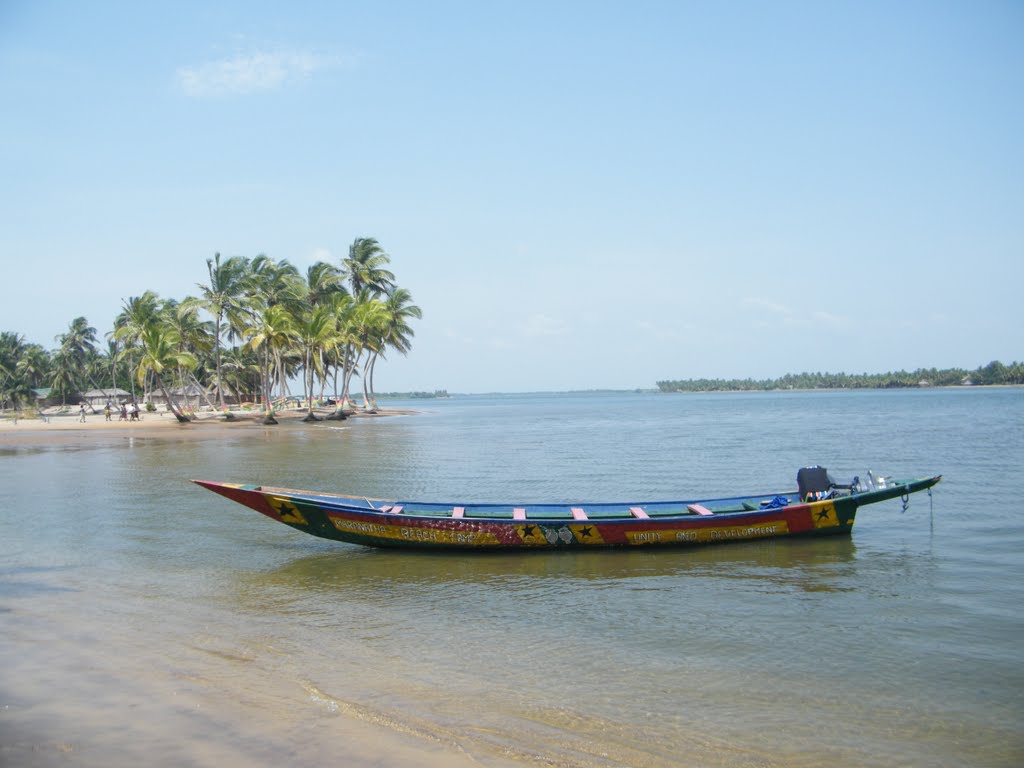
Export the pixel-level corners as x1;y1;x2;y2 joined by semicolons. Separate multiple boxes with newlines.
522;313;568;338
743;298;849;329
177;49;342;97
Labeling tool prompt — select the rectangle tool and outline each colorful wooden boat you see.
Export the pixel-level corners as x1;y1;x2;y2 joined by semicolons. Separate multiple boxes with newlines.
193;468;941;551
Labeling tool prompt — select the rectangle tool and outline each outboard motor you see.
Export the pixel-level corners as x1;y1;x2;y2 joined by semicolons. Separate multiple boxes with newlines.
797;466;833;502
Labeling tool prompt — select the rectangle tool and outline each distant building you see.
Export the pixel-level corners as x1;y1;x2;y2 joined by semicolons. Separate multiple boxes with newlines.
81;388;132;407
148;382;212;409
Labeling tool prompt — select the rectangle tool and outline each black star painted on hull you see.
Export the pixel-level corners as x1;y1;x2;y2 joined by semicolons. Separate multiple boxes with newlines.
816;509;831;521
522;525;537;537
579;526;594;538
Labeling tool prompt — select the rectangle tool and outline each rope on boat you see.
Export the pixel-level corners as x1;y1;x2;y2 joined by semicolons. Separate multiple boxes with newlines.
901;491;910;513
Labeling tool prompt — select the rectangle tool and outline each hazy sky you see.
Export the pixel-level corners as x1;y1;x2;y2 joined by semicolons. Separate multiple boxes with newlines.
1;1;1021;392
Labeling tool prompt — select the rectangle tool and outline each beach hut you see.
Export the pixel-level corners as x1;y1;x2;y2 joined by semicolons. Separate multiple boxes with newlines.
81;388;132;408
146;382;215;411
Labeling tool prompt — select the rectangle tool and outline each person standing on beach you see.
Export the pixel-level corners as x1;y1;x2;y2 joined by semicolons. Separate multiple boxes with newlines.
104;401;112;421
79;403;86;422
120;403;128;421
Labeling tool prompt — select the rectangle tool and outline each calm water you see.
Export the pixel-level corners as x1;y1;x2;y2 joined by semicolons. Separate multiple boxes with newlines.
2;389;1022;767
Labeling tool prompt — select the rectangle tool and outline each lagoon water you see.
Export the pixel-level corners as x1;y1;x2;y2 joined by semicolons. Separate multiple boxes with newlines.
2;388;1022;767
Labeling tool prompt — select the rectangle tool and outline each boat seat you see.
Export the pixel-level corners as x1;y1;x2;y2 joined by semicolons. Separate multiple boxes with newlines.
687;504;714;516
797;466;838;502
570;507;589;520
629;506;650;519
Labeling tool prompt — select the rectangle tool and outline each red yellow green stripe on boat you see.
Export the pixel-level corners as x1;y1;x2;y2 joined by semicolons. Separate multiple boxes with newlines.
189;477;947;550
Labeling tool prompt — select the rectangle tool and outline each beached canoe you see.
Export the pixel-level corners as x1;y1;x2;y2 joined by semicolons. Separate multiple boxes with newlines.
192;467;941;551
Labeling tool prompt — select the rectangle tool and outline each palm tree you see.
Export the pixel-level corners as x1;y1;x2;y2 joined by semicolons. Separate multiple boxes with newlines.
242;303;298;424
134;323;196;423
344;298;389;410
315;292;354;419
219;346;260;405
55;317;98;399
113;292;162;401
15;344;50;389
244;255;304;310
48;347;78;406
191;253;248;409
364;287;422;407
294;304;340;421
162;300;214;412
305;261;345;307
341;238;395;297
0;372;34;410
0;333;33;410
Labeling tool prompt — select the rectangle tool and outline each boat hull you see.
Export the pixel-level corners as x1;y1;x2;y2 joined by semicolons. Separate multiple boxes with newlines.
192;476;941;551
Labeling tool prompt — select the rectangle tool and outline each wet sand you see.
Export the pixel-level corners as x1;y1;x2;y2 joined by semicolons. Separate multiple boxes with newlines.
2;404;514;768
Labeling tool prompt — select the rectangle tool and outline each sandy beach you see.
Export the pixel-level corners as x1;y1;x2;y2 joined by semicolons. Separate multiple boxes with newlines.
0;406;414;444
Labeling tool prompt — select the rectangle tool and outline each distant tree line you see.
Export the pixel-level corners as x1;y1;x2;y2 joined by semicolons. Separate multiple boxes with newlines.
0;238;421;422
376;390;449;399
656;360;1024;393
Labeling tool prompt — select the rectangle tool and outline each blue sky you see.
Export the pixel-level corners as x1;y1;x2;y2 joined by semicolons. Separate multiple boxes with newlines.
1;1;1021;392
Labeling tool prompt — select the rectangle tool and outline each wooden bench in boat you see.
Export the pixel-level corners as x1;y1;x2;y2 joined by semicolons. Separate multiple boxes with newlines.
370;500;763;519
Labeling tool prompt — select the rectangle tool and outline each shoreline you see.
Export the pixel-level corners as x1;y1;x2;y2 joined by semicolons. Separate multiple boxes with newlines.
0;407;415;444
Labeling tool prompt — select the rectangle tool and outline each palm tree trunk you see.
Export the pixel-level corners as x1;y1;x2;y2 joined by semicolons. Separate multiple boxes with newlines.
154;373;190;423
262;346;276;424
190;373;218;412
361;356;372;410
368;352;379;410
214;312;225;410
302;348;321;421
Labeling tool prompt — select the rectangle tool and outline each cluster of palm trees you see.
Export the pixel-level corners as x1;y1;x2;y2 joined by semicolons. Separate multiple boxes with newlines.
0;238;421;424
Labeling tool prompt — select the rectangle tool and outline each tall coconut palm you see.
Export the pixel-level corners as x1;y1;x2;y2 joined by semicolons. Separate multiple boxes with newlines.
191;253;248;409
0;333;33;409
242;303;298;424
294;304;340;420
305;261;345;307
0;372;34;410
364;287;422;407
113;292;162;401
244;255;304;310
0;333;25;388
0;332;25;367
219;346;260;405
48;348;78;406
160;300;214;411
55;317;98;396
341;238;395;297
240;257;305;406
343;297;389;410
134;323;196;423
15;344;50;390
313;292;354;418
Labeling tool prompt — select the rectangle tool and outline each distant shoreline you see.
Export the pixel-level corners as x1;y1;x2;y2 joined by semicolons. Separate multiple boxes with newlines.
654;383;1023;394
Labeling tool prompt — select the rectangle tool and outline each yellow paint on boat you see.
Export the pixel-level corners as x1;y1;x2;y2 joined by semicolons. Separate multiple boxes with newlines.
625;521;789;545
267;496;308;525
809;501;839;529
330;517;502;546
569;523;607;545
